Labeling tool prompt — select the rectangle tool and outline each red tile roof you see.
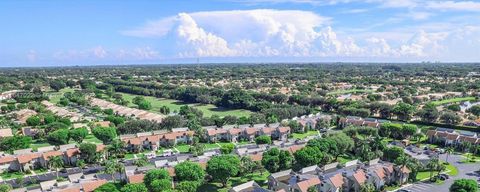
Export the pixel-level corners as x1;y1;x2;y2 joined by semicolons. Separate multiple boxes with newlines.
60;187;81;192
42;150;63;160
329;173;344;188
0;156;16;164
374;167;386;179
262;127;275;134
287;145;304;154
66;148;80;157
82;179;107;192
207;129;216;136
245;128;258;135
229;128;242;135
278;127;290;133
297;177;321;192
353;170;367;184
17;153;41;164
249;153;263;162
128;174;145;184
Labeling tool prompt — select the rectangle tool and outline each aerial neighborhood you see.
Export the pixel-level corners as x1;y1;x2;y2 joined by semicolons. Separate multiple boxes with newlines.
0;64;479;192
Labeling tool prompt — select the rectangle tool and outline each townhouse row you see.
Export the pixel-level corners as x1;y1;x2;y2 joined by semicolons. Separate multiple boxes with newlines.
268;159;410;192
0;144;105;173
89;97;164;123
121;129;194;153
205;126;291;143
426;127;480;146
338;116;386;128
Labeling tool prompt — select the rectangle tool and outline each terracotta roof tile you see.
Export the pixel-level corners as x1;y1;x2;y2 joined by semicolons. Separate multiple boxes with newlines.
245;128;258;135
66;148;80;157
375;167;386;179
297;177;321;192
329;173;344;188
0;156;16;164
229;128;242;135
60;187;81;192
287;145;304;154
262;127;275;134
249;153;263;162
278;127;290;133
128;174;145;184
43;150;63;160
353;170;367;184
82;179;107;192
207;129;216;136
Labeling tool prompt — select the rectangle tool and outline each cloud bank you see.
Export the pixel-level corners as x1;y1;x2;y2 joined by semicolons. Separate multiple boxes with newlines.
122;9;480;61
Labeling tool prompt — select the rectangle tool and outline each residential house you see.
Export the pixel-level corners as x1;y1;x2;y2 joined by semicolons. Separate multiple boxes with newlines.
268;169;293;192
229;181;270;192
427;128;479;147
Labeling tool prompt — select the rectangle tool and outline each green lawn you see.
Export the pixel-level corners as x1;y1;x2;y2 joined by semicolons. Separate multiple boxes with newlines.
120;93;252;118
429;97;476;106
30;140;52;151
337;154;356;164
292;130;319;139
327;89;374;95
416;162;458;181
49;88;76;104
0;171;26;179
83;135;103;144
175;145;191;153
205;143;220;149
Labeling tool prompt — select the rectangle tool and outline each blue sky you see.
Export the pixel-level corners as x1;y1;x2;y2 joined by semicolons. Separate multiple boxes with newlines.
1;0;480;67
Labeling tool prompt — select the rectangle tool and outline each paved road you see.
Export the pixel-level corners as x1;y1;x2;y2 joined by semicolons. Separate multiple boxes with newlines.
398;154;480;192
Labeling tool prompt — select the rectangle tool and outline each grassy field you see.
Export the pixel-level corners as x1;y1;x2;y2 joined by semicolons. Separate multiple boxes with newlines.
120;93;252;118
175;145;191;153
416;162;458;181
83;135;103;144
292;130;319;139
49;88;76;104
327;89;374;96
429;97;476;106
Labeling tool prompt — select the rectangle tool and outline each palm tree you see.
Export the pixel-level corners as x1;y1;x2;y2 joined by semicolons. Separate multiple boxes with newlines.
445;147;454;163
394;155;409;183
104;160;117;182
426;157;440;181
48;156;64;179
107;140;125;159
104;160;124;183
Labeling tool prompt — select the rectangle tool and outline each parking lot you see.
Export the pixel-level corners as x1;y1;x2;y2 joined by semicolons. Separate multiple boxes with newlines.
395;153;480;192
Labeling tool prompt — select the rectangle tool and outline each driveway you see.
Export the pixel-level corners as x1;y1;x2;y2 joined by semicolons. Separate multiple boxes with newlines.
398;154;479;192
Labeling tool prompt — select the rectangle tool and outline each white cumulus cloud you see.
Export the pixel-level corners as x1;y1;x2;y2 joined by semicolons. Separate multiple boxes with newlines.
122;9;480;61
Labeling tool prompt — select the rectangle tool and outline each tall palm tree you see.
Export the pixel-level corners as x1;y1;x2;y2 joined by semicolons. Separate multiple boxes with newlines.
104;160;124;183
445;147;454;163
107;140;125;159
394;155;409;183
426;157;440;181
48;156;64;179
104;160;117;182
